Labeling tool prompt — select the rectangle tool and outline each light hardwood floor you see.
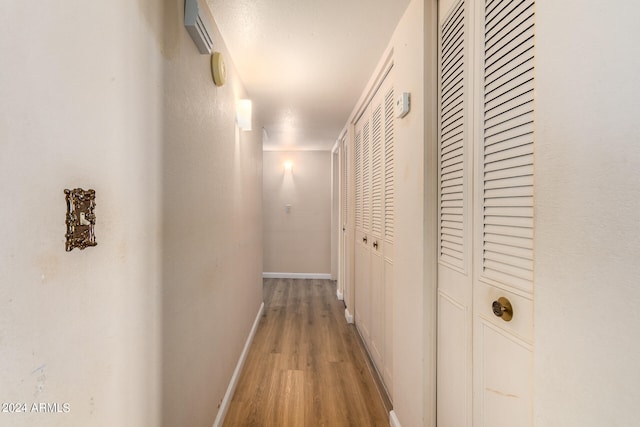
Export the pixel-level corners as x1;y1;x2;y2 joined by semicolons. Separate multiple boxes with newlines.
223;278;390;427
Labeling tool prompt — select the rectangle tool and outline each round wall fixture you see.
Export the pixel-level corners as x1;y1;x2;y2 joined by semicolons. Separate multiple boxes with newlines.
211;52;226;87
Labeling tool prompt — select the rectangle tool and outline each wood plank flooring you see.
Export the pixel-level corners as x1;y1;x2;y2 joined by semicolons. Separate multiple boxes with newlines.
223;278;390;427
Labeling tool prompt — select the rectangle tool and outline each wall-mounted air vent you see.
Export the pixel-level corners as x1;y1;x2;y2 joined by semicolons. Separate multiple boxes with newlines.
184;0;213;54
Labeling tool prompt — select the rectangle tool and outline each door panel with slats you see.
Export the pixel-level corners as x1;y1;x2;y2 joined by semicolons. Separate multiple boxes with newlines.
371;104;383;239
384;86;395;249
480;0;535;295
473;0;535;424
340;135;350;310
382;84;395;392
355;126;363;230
437;0;536;425
437;1;473;425
354;112;370;345
369;98;385;371
439;0;470;272
354;110;371;344
352;66;395;399
381;81;396;393
362;120;371;234
342;139;348;226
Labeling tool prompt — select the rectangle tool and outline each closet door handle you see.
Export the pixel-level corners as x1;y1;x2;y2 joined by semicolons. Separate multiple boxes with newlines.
373;241;378;249
492;297;513;322
363;236;368;244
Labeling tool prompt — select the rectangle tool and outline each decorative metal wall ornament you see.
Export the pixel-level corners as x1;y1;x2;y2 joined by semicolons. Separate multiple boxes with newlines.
64;188;97;251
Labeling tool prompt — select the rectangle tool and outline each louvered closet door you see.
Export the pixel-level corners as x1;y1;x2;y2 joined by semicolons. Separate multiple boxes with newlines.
437;0;474;425
472;0;535;425
352;66;395;398
362;118;372;236
368;72;396;396
354;111;371;342
437;0;535;424
340;135;350;309
369;98;385;370
382;82;395;392
355;124;362;232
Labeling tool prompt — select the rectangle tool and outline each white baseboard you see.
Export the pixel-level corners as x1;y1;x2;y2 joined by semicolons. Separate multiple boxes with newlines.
336;288;344;300
389;410;401;427
262;272;332;280
344;308;354;324
212;302;265;427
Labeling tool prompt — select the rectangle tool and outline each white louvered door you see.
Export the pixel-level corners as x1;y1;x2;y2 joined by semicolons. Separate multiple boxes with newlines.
472;0;534;424
339;133;350;310
382;83;395;391
437;0;474;425
353;66;395;398
437;0;535;425
354;111;371;343
369;98;385;370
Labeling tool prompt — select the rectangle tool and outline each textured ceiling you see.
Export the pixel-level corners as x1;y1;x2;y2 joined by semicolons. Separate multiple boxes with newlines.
206;0;411;151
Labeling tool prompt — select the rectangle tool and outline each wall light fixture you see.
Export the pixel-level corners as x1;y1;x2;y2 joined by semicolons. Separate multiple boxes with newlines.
236;99;252;131
284;161;293;173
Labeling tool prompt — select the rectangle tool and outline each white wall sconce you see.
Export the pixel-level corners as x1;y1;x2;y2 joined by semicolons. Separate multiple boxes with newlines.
284;161;293;173
236;99;252;131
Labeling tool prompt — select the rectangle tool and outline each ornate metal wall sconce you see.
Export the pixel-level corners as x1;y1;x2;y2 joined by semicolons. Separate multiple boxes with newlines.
64;188;97;251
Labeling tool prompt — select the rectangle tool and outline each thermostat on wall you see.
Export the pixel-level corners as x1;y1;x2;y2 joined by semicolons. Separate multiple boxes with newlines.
395;92;411;118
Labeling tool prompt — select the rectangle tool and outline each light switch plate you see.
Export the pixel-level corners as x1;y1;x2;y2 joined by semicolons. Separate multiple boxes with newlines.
395;92;411;118
64;188;97;251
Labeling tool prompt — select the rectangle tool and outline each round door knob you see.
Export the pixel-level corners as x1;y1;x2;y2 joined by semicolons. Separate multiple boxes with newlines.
492;297;513;322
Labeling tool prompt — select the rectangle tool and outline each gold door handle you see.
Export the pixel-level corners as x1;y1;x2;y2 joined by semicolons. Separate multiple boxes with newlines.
492;297;513;322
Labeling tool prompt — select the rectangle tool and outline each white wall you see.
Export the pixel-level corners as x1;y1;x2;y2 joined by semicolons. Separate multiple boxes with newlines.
0;1;264;426
534;1;640;425
0;1;162;425
390;1;425;425
160;1;263;426
263;151;332;275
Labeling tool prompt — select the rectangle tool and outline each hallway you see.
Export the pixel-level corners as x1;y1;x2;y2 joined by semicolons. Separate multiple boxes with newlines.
2;1;640;426
224;279;390;426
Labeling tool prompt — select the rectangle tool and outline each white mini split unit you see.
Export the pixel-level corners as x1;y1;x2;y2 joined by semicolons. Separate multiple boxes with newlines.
184;0;213;54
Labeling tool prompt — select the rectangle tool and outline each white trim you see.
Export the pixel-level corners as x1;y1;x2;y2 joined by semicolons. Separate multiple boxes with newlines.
351;47;394;125
262;272;332;280
337;287;344;301
389;410;401;427
344;308;354;324
212;302;265;427
337;124;348;143
331;139;340;154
